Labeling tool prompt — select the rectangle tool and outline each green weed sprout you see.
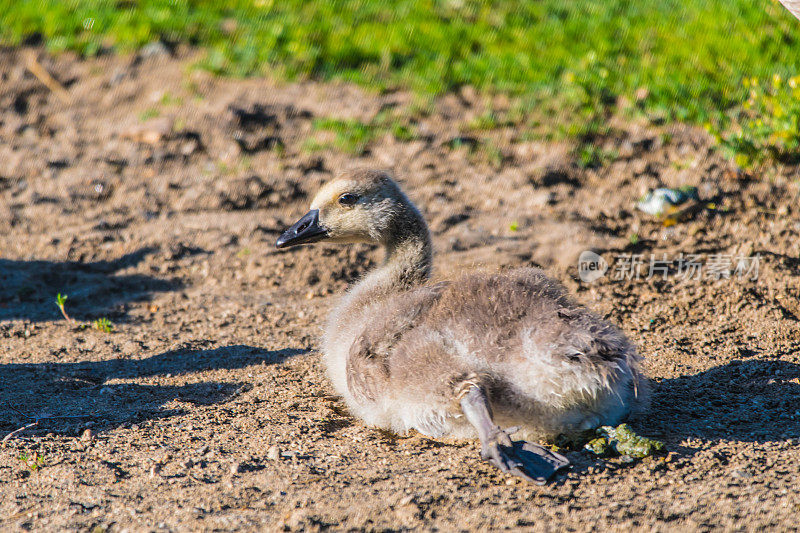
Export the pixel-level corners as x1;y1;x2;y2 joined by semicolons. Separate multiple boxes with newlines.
55;293;72;322
92;318;114;333
56;293;113;333
18;452;45;471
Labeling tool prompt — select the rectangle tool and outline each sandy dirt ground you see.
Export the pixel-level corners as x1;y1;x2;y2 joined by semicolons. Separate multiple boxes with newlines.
1;47;800;532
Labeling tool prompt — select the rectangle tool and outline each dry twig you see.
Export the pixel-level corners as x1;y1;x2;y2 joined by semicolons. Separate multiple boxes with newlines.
23;50;71;104
2;402;97;443
2;421;39;444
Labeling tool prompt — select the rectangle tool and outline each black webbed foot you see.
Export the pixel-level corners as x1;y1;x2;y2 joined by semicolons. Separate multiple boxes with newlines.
481;427;569;484
459;384;570;484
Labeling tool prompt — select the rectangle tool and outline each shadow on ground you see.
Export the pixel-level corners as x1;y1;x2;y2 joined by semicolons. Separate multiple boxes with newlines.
0;248;180;322
550;359;800;481
645;359;800;443
0;345;306;437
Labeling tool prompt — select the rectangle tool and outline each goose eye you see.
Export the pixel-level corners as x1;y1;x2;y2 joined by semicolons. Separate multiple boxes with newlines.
338;193;359;206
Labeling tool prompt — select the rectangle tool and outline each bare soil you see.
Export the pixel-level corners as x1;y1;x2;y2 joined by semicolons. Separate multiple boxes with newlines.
1;47;799;532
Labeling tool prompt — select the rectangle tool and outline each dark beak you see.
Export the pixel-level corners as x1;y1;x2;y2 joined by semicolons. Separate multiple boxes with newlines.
276;209;329;249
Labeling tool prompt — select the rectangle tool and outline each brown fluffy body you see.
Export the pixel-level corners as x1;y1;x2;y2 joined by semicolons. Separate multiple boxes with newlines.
311;169;645;441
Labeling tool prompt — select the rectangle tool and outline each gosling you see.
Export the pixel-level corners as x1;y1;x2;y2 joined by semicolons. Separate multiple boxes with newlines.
276;169;644;483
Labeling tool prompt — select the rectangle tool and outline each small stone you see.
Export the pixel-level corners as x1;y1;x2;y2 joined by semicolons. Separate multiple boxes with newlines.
230;461;243;475
731;469;753;479
394;501;421;524
121;117;173;144
197;445;210;455
182;458;194;469
285;509;307;530
139;41;170;59
267;445;281;461
220;18;238;35
459;85;478;105
493;93;510;111
81;429;93;442
180;139;199;156
121;341;139;356
150;464;163;478
530;191;555;207
397;494;415;506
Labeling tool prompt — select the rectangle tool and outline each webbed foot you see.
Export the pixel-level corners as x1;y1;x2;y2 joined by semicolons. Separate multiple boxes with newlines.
459;384;570;484
482;430;569;484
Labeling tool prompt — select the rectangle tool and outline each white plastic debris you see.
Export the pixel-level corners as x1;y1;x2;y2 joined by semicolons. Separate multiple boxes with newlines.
637;186;699;216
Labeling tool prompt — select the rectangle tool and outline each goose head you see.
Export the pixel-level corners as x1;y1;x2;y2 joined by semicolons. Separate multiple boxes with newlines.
276;169;421;249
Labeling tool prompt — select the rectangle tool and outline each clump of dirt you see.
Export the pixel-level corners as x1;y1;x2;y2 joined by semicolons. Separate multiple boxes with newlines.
1;47;799;531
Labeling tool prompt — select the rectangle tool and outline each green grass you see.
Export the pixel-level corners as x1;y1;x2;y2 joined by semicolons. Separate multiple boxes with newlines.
710;75;800;167
138;107;160;121
577;144;618;169
306;117;378;154
305;109;420;154
92;317;114;333
1;0;799;149
18;452;46;472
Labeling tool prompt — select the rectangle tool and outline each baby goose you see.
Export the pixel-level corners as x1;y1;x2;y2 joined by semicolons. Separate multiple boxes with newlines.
276;169;644;483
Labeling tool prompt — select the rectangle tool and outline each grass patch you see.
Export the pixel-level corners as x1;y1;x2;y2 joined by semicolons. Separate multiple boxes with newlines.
92;317;114;333
305;109;420;154
576;144;618;169
2;1;800;157
307;117;377;154
18;451;46;472
138;107;160;122
710;75;800;168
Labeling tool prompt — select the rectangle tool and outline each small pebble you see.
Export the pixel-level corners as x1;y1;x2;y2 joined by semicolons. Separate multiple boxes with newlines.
285;510;307;530
81;429;93;442
139;41;170;59
397;494;415;506
267;445;281;461
230;461;243;475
